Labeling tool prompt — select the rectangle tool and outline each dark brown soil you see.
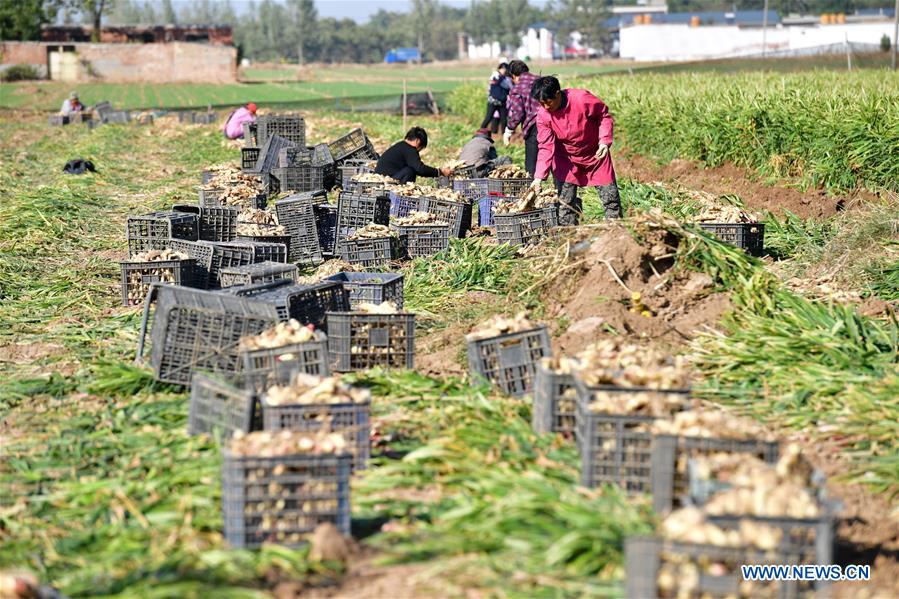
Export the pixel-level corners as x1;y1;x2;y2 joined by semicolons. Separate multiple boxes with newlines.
616;152;879;220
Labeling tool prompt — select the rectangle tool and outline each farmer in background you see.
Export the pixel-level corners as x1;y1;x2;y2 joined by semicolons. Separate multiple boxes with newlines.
223;102;257;140
60;91;83;116
530;76;621;224
375;127;452;184
458;128;511;177
479;62;512;134
503;60;540;176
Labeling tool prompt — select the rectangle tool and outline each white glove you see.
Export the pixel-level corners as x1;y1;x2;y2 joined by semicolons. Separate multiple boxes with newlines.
502;127;514;146
595;143;609;160
529;178;543;191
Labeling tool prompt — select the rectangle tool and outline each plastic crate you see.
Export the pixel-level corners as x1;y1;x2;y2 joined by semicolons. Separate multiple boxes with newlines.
256;114;305;148
325;272;404;309
335;192;391;253
487;177;532;197
103;110;130;124
339;160;374;188
227;279;350;330
707;513;835;569
651;434;780;514
418;196;472;238
392;223;450;258
625;536;816;599
328;128;374;163
119;258;198;307
478;195;508;227
278;146;312;168
49;115;68;126
136;284;279;385
271;165;325;194
466;326;551;397
240;338;330;395
274;194;322;266
244;240;289;264
236;230;291;253
220;261;298;288
388;191;421;219
250;135;297;176
495;205;558;246
313;204;338;257
699;222;765;256
531;360;577;435
327;311;415;372
261;396;370;471
188;372;256;437
168;239;215;289
126;211;199;255
241;147;260;172
340;236;402;268
169;240;258;289
452;178;491;202
222;450;351;549
197;206;238;242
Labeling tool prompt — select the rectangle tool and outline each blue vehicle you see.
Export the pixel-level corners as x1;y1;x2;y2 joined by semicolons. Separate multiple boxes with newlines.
384;47;421;64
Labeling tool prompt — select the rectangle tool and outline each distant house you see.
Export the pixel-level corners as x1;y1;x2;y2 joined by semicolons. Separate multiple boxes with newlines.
384;48;421;64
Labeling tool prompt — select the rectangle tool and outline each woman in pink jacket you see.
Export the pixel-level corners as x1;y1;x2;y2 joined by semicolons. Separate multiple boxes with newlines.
223;102;257;140
530;76;621;223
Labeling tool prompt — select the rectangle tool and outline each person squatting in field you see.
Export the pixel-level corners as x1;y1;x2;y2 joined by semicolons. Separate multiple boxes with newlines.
458;128;512;177
374;127;452;184
529;76;622;224
223;102;257;140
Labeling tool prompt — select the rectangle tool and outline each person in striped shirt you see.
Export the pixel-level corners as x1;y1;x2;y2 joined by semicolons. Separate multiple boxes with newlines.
502;60;541;176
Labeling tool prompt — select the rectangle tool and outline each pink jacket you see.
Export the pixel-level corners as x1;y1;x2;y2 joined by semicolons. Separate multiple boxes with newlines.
534;89;616;186
223;107;256;140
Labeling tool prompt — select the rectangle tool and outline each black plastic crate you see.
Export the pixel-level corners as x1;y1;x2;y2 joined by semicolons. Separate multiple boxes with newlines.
625;536;816;599
240;338;330;395
241;147;260;172
452;178;491;202
699;222;765;257
235;233;292;259
531;360;577;435
278;146;312;168
242;122;257;147
486;177;532;197
392;223;450;257
270;165;325;194
339;160;374;188
198;206;238;242
341;236;402;268
244;240;288;264
335;192;391;253
327;312;415;372
188;372;256;437
170;240;260;289
274;194;322;266
388;191;420;219
250;135;297;176
220;261;298;288
127;211;199;255
495;205;558;246
466;326;550;397
325;272;404;309
651;434;780;514
328;128;374;163
262;396;370;471
313;204;338;257
222;450;351;549
256;114;306;148
136;284;279;385
227;280;350;330
198;188;222;206
119;258;198;307
418;197;472;238
168;239;215;289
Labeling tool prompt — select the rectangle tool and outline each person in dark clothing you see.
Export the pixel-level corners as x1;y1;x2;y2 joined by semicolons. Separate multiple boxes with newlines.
479;62;512;134
458;128;512;177
375;127;451;184
503;60;541;177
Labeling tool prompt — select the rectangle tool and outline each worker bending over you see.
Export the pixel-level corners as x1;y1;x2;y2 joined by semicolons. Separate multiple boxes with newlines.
375;127;451;184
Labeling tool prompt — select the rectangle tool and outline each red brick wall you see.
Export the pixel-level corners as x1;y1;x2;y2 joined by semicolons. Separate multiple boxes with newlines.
1;42;47;66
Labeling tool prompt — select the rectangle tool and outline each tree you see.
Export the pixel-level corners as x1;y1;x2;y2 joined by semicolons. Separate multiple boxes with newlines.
161;0;175;24
0;0;56;40
411;0;437;62
286;0;317;64
78;0;115;41
550;0;610;52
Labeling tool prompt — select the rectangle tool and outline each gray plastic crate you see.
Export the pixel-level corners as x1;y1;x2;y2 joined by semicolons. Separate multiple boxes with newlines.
274;194;322;266
256;114;305;148
325;272;403;309
220;261;298;288
335;191;391;254
340;236;402;268
418;196;472;238
241;147;260;171
188;372;256;437
651;434;780;514
495;204;558;246
126;211;198;255
486;177;532;197
235;233;291;259
136;284;279;385
314;203;338;257
197;206;238;242
326;312;415;372
625;536;815;599
270;165;325;194
250;135;297;176
339;160;374;188
699;222;765;257
392;223;450;258
222;450;351;549
531;360;577;435
466;325;550;397
240;337;330;395
452;178;490;202
226;279;350;330
262;396;370;471
328;128;375;163
119;258;198;307
388;192;420;219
